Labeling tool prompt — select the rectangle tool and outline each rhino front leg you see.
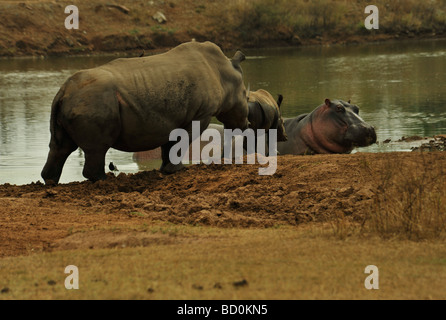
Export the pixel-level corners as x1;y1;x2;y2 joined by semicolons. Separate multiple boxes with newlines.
160;140;185;174
159;120;210;174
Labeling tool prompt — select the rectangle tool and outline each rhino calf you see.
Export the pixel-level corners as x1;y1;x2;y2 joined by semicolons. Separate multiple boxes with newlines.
41;41;249;184
248;89;287;140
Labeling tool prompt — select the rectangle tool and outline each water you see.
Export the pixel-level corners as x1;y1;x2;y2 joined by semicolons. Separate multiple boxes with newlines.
1;39;446;185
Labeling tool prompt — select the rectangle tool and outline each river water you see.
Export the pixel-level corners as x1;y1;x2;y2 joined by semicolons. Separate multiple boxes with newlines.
1;39;446;185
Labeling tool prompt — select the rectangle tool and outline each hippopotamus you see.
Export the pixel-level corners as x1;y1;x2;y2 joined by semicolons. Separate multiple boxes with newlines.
41;41;249;184
277;99;377;155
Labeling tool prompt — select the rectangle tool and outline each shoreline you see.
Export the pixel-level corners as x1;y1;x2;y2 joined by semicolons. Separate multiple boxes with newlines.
1;34;445;60
1;0;445;59
1;151;445;258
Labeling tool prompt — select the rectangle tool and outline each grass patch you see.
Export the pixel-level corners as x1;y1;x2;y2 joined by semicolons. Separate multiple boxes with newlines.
1;224;446;299
330;152;446;241
369;153;446;240
208;0;446;45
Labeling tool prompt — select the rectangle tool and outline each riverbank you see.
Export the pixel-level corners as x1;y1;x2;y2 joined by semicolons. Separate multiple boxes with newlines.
1;151;446;299
1;151;445;258
1;0;446;57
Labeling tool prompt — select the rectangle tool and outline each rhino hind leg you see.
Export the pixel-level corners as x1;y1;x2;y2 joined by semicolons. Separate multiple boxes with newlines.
82;148;108;182
41;136;78;184
160;140;185;174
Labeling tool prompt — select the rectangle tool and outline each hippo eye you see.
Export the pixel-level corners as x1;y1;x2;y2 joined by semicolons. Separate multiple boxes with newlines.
336;105;345;112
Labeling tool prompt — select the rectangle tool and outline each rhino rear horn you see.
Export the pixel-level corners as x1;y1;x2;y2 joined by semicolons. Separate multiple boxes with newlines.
231;50;245;69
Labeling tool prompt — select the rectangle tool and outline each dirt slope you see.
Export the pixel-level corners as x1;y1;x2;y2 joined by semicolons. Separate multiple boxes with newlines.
1;151;445;257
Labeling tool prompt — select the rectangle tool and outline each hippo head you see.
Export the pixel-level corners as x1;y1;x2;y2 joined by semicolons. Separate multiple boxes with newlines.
307;99;377;154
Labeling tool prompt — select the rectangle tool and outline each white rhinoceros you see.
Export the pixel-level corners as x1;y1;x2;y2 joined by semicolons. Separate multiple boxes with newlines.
41;41;249;184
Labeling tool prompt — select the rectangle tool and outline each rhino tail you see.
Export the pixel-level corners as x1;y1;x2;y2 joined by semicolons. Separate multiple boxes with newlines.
49;84;67;146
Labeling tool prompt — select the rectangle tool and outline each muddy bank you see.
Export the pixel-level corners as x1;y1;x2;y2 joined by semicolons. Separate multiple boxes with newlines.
1;151;446;257
1;0;445;57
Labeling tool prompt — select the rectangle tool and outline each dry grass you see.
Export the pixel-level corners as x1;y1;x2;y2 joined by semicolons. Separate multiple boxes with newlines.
210;0;446;45
368;152;446;240
1;223;446;299
330;152;446;241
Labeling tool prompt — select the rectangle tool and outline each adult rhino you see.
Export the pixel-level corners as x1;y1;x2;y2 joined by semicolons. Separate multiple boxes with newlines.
277;99;376;155
41;41;249;184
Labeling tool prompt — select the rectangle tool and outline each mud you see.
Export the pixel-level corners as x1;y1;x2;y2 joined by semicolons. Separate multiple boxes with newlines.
411;135;446;152
1;151;445;258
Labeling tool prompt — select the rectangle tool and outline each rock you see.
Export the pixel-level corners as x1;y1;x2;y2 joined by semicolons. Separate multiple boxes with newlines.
292;35;302;45
233;279;248;288
398;135;425;142
152;11;167;24
65;37;74;47
106;4;130;14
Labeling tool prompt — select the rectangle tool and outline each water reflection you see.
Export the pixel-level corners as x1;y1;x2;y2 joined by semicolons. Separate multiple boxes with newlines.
1;39;446;185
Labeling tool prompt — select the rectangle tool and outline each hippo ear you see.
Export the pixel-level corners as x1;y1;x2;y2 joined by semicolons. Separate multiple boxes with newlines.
325;98;331;107
348;99;351;104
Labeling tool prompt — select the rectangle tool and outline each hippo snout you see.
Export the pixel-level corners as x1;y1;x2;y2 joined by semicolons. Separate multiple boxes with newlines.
367;126;377;145
346;124;377;147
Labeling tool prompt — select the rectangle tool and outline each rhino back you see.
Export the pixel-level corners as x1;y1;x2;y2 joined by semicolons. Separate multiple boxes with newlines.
59;41;243;151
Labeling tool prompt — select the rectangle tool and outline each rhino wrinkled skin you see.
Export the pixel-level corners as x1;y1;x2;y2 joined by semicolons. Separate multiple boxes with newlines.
41;41;249;184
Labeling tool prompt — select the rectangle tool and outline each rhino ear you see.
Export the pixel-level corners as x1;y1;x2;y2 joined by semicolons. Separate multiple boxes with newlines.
231;50;245;70
325;98;331;107
277;94;283;109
